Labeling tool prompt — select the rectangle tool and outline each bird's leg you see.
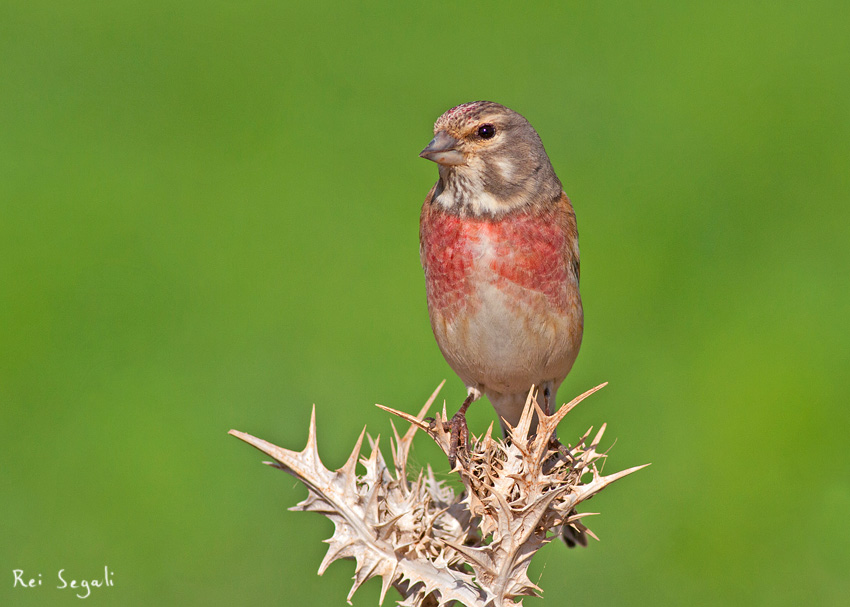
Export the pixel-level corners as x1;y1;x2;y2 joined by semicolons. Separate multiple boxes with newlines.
447;390;478;469
542;383;575;464
539;393;589;544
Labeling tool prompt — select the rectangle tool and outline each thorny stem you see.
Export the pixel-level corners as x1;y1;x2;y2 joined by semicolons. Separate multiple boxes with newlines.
230;383;647;607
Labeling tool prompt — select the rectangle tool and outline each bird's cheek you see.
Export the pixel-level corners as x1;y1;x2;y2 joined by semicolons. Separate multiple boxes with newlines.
492;157;516;183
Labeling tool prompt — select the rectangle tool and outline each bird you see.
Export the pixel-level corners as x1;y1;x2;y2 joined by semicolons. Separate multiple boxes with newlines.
418;101;586;546
418;100;583;465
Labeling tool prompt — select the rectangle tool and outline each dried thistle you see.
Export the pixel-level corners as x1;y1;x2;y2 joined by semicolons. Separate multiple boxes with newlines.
230;382;646;607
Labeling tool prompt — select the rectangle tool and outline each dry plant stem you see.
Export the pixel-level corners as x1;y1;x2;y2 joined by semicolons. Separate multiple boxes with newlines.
230;382;647;607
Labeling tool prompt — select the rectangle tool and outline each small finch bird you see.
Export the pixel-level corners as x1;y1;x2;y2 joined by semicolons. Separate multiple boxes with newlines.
419;101;586;546
419;101;583;470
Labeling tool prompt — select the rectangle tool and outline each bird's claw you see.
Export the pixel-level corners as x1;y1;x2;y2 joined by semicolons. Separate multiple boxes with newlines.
447;410;470;469
423;415;468;467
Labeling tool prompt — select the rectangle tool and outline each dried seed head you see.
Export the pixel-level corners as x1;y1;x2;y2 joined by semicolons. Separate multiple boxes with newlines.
230;383;647;607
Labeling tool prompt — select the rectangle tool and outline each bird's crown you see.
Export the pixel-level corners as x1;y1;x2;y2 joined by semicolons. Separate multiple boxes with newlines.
433;101;511;133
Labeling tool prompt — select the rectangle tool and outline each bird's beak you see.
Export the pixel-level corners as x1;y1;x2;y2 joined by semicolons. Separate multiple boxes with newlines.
419;131;465;166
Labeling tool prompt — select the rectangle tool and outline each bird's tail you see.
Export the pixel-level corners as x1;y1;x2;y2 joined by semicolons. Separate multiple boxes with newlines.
561;509;590;548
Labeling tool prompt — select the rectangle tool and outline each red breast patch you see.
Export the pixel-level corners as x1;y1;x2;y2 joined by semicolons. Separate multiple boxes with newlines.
422;208;570;321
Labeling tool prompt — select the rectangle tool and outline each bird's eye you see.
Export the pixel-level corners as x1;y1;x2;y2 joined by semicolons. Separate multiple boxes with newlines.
477;124;496;139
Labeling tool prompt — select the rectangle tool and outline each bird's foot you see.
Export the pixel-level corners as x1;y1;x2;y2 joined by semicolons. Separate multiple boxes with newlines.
541;435;577;475
447;409;471;469
445;393;476;469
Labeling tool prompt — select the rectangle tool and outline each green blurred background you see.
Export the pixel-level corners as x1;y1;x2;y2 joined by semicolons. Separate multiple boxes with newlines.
2;1;848;605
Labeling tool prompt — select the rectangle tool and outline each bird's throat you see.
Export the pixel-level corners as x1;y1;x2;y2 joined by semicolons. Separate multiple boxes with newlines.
435;161;559;219
434;171;514;217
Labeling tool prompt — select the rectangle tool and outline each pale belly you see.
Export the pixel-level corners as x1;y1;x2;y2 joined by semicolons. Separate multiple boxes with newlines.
430;266;582;396
422;202;583;401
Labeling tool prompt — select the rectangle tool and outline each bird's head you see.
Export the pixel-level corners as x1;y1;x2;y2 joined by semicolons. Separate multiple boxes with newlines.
420;101;562;216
